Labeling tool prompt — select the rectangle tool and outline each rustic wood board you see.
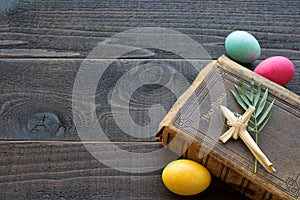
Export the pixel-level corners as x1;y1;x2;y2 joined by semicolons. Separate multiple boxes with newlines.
0;59;299;141
0;141;247;199
0;0;299;59
0;59;200;140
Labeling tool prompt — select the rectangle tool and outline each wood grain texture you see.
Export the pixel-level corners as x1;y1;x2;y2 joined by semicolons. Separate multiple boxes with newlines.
0;59;299;140
0;0;299;59
0;59;200;140
0;141;248;200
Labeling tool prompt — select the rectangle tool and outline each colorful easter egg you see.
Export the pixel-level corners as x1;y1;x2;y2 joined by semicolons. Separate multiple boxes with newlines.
162;159;211;196
225;31;261;63
254;56;294;86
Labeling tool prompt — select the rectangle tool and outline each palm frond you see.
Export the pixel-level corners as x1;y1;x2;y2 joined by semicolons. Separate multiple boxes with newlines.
257;100;275;133
257;100;275;127
231;90;247;110
231;79;275;173
249;79;255;103
255;88;269;118
253;83;261;107
239;80;252;101
247;126;256;132
234;84;251;107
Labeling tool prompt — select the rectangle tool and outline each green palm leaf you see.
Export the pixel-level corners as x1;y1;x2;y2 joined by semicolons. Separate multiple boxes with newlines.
257;100;275;127
247;126;256;132
231;79;275;173
255;88;269;118
234;84;251;107
250;79;255;103
239;80;252;101
253;83;261;107
258;108;274;133
231;90;247;110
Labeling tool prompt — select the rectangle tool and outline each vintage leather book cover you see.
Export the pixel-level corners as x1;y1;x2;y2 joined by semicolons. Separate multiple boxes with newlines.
155;55;300;200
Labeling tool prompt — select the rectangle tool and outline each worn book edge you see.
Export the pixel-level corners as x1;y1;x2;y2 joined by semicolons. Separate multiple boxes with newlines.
218;55;300;107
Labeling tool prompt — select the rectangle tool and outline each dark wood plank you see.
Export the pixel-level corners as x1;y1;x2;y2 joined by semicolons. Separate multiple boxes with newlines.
0;141;248;199
0;0;299;59
0;59;200;140
0;59;299;140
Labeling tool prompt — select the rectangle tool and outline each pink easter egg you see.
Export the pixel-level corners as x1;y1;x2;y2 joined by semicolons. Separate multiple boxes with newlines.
254;56;294;86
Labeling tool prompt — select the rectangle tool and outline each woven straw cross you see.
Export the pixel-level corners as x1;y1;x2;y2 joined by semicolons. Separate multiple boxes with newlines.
219;105;276;173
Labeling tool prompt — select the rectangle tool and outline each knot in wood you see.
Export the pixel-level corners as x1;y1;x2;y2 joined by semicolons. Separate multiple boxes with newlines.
27;112;60;138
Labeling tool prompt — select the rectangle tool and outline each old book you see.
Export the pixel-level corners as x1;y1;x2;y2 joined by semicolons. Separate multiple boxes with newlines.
155;55;300;200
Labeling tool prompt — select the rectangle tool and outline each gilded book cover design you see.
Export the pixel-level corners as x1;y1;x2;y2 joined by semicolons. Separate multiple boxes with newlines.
156;56;300;200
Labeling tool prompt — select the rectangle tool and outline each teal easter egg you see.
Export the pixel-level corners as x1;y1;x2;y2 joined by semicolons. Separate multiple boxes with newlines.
225;31;261;63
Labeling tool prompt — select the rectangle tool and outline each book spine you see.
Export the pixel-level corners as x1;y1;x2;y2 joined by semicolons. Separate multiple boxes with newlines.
161;128;286;200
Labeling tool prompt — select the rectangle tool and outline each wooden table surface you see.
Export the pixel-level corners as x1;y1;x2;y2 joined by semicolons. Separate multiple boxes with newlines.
0;0;299;199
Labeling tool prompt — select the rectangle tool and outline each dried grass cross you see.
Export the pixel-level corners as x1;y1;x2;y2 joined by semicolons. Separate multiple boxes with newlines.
219;105;276;173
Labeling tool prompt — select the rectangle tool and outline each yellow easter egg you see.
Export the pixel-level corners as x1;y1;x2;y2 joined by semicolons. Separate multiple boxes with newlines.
162;159;211;196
